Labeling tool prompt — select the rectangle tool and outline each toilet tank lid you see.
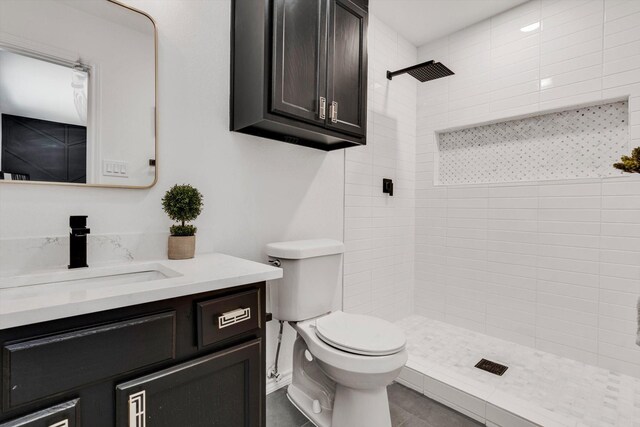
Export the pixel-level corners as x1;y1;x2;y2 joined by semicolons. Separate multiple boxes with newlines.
266;239;345;259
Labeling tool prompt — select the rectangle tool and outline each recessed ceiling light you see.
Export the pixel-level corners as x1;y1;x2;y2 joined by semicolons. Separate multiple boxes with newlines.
520;22;540;32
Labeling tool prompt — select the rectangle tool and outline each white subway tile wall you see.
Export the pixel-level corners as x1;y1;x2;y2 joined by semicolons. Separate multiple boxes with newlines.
416;0;640;377
343;15;417;321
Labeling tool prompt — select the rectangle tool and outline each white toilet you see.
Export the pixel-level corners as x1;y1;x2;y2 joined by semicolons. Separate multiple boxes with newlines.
266;239;408;427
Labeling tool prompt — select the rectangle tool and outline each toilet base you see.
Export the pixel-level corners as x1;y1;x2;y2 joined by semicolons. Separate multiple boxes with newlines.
331;384;392;427
287;384;332;427
288;383;393;427
287;332;395;427
287;335;336;427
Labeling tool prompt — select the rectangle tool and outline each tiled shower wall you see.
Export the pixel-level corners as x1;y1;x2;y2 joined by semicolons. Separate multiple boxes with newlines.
416;0;640;377
343;15;417;321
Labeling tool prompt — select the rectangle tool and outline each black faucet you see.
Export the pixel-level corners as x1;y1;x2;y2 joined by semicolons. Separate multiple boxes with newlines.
69;215;90;269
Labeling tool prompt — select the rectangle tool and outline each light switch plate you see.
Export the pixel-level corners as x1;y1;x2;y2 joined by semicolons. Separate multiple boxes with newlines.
103;160;128;177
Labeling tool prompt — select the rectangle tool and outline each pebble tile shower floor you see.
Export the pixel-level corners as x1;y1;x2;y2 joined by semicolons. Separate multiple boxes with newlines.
266;383;481;427
396;316;640;426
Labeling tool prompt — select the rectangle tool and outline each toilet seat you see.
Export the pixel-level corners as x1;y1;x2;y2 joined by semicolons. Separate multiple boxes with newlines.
293;316;408;376
314;311;406;356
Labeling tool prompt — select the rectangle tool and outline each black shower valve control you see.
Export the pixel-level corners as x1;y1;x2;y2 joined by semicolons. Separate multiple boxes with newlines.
383;178;394;196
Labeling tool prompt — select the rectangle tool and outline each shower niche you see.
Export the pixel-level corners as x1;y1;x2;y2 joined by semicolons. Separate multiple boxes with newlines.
436;101;630;185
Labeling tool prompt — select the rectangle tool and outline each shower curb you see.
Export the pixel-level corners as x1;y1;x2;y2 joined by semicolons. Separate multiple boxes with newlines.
396;365;575;427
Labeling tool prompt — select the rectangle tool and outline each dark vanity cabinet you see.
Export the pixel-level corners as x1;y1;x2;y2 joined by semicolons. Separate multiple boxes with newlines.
0;400;79;427
231;0;368;151
115;340;261;427
0;283;266;427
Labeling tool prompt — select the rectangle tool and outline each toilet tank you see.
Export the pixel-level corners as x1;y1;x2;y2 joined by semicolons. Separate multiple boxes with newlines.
266;239;344;322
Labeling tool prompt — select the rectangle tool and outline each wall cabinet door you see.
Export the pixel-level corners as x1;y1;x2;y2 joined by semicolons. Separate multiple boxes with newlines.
271;0;328;125
115;339;262;427
326;0;367;136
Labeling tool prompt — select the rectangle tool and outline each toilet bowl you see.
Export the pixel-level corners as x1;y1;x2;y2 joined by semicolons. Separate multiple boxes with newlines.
288;311;408;427
266;239;407;427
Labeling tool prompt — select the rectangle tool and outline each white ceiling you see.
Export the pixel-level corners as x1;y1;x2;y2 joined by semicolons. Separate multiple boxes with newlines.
370;0;530;47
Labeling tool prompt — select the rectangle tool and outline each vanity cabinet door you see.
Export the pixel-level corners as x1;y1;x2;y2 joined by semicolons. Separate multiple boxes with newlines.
271;0;328;125
115;339;262;427
0;399;79;427
325;0;367;136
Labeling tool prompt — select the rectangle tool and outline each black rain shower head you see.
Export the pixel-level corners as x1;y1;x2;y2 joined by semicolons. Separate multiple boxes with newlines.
386;60;454;83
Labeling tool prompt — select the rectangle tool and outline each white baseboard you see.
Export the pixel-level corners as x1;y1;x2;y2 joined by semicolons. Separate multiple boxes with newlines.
266;370;292;395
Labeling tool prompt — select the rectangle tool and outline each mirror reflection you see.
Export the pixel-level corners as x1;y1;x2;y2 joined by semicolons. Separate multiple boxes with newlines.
0;50;89;183
0;0;156;187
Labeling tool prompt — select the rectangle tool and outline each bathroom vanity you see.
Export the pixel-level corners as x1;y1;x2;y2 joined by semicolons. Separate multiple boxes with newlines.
0;254;282;426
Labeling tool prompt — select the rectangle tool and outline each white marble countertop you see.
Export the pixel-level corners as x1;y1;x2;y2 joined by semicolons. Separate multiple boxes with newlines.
0;253;282;330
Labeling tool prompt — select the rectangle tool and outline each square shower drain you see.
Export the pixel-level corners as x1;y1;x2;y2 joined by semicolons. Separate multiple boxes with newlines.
475;359;508;376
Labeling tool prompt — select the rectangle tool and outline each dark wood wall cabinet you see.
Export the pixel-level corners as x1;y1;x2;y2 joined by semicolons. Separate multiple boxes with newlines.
231;0;368;151
0;282;266;427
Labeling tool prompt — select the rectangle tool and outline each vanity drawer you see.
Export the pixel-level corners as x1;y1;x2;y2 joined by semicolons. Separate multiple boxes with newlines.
197;289;260;347
0;399;79;427
3;312;176;409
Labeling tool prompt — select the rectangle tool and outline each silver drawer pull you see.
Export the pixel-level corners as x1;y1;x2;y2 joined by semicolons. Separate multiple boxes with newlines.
129;390;146;427
218;308;251;329
319;97;326;119
49;421;69;427
330;101;338;123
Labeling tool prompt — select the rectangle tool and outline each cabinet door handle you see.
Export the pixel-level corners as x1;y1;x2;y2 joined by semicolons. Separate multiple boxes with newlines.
218;307;251;329
330;101;338;123
319;97;326;119
129;390;146;427
49;421;69;427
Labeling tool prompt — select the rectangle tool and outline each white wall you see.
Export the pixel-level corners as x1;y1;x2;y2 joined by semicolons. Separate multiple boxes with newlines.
343;15;417;321
0;0;344;391
416;0;640;377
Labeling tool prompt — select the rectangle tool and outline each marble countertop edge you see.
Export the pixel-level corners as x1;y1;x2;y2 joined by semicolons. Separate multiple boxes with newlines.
0;253;282;330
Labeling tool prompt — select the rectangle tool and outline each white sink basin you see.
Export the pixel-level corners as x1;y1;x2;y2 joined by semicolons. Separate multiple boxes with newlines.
0;263;182;290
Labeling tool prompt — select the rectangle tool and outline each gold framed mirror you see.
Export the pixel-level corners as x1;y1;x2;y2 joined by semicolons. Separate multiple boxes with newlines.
0;0;157;188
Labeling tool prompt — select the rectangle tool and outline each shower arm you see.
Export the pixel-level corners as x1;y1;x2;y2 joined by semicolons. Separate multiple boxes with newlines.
386;60;435;80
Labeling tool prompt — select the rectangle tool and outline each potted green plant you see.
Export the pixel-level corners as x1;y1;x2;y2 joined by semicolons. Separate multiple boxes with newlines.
614;147;640;174
162;184;203;260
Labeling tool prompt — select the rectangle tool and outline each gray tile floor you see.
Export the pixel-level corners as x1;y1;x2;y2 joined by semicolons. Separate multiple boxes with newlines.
267;382;483;427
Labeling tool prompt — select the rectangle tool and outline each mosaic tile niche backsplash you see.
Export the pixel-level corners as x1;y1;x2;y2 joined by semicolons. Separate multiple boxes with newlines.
437;101;629;185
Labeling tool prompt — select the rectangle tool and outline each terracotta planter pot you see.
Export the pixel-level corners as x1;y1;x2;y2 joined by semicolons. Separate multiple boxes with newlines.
168;235;196;260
